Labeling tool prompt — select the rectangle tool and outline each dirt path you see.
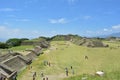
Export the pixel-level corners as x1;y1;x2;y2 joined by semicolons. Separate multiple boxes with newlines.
43;73;68;80
17;41;74;80
42;42;73;80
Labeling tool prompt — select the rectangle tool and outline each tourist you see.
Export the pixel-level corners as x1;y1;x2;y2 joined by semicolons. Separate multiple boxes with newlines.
46;77;48;80
41;72;44;77
65;67;69;76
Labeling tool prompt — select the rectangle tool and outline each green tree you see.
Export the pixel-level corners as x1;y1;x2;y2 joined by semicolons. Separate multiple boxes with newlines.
6;38;21;47
0;42;8;49
20;38;29;41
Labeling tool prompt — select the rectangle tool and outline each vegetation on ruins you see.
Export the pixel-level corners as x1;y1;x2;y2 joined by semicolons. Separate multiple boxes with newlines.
0;42;9;49
50;34;81;41
1;34;120;50
6;38;29;47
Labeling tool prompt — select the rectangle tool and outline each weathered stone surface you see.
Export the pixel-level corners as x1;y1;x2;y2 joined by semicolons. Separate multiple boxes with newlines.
73;38;108;47
0;45;43;80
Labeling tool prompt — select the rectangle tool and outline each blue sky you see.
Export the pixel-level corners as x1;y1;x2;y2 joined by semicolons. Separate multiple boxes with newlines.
0;0;120;40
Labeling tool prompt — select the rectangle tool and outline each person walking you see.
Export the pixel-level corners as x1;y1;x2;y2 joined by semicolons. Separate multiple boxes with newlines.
46;77;48;80
40;72;44;77
65;67;69;76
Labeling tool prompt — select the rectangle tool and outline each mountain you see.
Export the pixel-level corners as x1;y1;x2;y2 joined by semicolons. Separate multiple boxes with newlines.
99;32;120;38
109;32;120;37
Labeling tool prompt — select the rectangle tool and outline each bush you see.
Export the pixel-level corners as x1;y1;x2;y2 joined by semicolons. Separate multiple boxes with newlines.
0;42;8;49
6;38;21;47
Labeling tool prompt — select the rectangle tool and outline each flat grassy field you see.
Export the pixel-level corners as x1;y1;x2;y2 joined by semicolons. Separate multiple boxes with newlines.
17;41;120;80
10;45;34;51
10;45;34;55
0;49;9;54
0;45;33;55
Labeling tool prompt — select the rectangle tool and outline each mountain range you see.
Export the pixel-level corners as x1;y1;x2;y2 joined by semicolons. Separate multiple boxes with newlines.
0;32;120;42
98;32;120;38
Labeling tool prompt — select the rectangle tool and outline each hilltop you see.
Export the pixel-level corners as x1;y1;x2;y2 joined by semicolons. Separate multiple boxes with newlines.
0;34;120;80
17;40;120;80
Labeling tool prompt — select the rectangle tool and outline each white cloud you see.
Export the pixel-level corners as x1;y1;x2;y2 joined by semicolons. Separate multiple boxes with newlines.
49;19;57;24
103;28;109;31
86;30;94;34
103;28;112;32
31;30;40;35
102;24;120;33
16;19;30;22
49;18;67;24
0;26;41;40
58;18;67;24
0;8;16;11
86;28;112;37
0;26;20;33
0;26;21;38
3;22;9;25
85;24;120;37
83;16;92;20
112;24;120;30
68;0;78;4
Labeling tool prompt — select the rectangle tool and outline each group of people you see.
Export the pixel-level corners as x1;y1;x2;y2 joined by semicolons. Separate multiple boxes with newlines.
31;55;88;80
32;72;36;80
43;60;51;67
65;66;75;76
42;77;48;80
28;65;32;70
32;71;49;80
40;71;49;80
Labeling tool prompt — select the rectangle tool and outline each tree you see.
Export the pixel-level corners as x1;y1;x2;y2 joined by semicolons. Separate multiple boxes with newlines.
6;38;21;47
0;42;8;49
20;38;29;41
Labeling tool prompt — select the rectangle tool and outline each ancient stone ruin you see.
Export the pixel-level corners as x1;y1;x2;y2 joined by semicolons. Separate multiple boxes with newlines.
0;46;43;80
73;38;108;47
21;40;50;48
0;63;17;80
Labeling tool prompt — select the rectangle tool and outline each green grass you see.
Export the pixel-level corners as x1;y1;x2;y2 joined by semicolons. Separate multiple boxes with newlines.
10;45;34;51
17;41;120;80
0;49;9;54
63;71;120;80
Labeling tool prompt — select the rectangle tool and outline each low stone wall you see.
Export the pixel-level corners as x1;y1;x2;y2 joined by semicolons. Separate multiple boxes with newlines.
73;38;108;47
0;63;17;80
21;41;34;45
0;53;13;62
2;56;27;71
21;41;50;48
26;52;37;60
0;45;43;80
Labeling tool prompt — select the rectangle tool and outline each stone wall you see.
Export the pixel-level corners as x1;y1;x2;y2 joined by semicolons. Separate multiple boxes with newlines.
0;54;13;62
73;38;108;47
3;56;27;71
26;52;37;60
0;45;43;80
21;41;50;48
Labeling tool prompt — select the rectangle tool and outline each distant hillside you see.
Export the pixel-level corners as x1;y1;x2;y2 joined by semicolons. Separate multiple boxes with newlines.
50;34;108;47
99;32;120;38
51;34;82;41
21;37;50;48
72;38;108;47
109;32;120;37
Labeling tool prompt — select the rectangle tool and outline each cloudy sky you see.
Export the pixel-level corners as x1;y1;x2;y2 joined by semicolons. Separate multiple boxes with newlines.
0;0;120;40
